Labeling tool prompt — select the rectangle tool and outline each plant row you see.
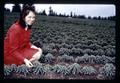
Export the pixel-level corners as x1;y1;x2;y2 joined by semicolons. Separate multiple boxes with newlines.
40;53;115;65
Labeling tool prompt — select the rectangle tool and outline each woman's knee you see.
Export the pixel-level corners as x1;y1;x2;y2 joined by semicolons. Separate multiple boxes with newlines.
32;48;42;61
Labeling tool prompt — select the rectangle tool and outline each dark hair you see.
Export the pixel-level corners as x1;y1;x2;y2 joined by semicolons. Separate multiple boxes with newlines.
18;4;35;29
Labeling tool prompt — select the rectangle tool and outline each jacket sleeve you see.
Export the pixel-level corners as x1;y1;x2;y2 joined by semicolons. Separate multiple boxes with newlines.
9;28;25;62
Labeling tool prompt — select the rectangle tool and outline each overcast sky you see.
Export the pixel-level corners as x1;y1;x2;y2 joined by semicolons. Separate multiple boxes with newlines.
4;4;115;17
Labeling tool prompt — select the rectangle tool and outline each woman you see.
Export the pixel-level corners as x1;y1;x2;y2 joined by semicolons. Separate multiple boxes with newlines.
4;5;42;67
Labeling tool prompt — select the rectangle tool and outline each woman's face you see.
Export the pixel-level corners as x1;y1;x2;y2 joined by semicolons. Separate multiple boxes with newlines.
24;11;36;25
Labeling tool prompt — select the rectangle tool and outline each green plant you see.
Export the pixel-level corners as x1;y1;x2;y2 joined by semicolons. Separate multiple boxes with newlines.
32;63;46;75
95;55;104;64
89;44;101;50
75;56;84;64
44;64;53;72
82;53;89;63
44;53;55;64
97;49;105;55
95;55;113;64
88;55;96;64
4;65;12;76
59;47;70;55
60;54;74;62
81;66;97;75
16;64;30;77
32;60;42;66
68;63;82;75
105;48;115;57
42;45;52;54
99;63;115;79
71;47;82;55
52;64;69;76
83;49;93;55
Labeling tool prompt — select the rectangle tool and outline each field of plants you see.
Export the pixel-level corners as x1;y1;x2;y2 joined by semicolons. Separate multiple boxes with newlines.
4;12;116;79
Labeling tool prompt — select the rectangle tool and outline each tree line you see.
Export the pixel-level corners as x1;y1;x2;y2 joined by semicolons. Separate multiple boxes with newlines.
4;4;115;21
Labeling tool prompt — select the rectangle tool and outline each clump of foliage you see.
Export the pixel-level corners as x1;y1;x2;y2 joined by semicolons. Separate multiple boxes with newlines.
59;54;74;63
75;56;84;64
96;49;105;55
88;55;96;64
68;63;82;75
71;47;82;55
89;44;101;50
32;60;42;66
44;53;55;64
82;53;89;63
16;64;30;77
99;63;115;79
32;63;46;75
59;47;70;55
4;65;12;76
105;48;115;57
95;55;104;64
75;54;96;64
52;64;69;76
10;64;17;72
83;49;93;55
42;45;52;54
101;55;115;64
44;64;53;73
81;66;97;75
95;55;115;64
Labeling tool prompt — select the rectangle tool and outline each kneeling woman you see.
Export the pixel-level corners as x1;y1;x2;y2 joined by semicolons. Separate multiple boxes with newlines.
4;5;42;67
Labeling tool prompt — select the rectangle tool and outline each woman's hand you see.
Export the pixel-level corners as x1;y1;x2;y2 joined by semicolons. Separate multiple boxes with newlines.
24;58;33;68
31;44;39;49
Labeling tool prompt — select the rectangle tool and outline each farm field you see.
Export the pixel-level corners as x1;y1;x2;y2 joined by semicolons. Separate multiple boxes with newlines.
4;12;116;79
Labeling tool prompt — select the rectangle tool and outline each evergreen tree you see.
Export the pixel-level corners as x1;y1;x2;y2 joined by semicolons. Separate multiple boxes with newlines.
73;13;77;18
88;16;91;19
49;6;54;16
70;11;73;17
4;7;10;13
98;16;101;20
41;10;47;15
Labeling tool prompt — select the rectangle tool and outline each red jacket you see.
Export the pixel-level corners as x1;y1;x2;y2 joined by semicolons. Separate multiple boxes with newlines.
4;22;38;65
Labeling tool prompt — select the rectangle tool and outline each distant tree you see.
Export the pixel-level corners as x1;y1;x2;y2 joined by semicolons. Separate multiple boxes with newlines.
93;16;97;20
63;13;66;17
54;12;58;16
12;4;21;13
98;16;101;20
49;6;54;16
4;8;10;13
70;11;73;17
108;16;116;21
73;13;77;18
59;13;62;17
88;16;91;19
99;17;108;20
103;17;107;20
58;13;66;17
41;10;47;15
53;12;58;16
78;15;86;19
